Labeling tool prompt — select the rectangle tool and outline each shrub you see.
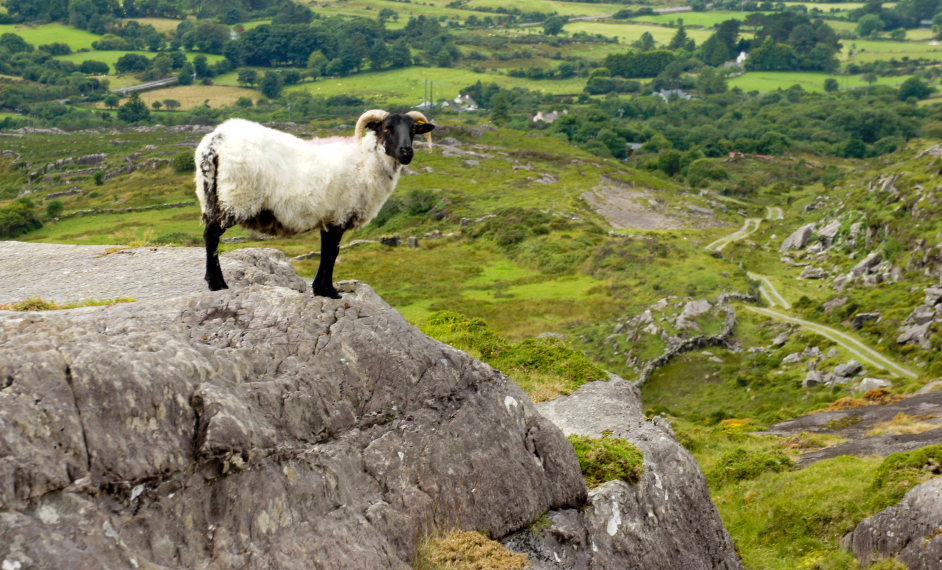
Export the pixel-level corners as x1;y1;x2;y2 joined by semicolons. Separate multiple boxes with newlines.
172;150;195;173
709;447;794;485
467;208;552;248
496;337;606;386
415;531;528;570
45;200;64;219
568;435;645;487
0;199;42;238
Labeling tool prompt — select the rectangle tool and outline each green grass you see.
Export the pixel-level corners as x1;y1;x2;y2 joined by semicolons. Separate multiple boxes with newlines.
729;71;914;93
845;39;942;62
566;21;714;46
630;11;769;28
281;66;586;105
0;296;137;311
568;434;645;488
0;23;101;50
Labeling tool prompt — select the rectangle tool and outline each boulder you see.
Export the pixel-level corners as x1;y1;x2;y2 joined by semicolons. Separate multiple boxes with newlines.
0;245;588;570
898;322;933;349
507;377;743;570
800;266;827;279
780;223;816;253
844;479;942;569
803;370;824;387
852;312;881;328
823;297;849;313
833;360;863;378
677;299;712;330
817;220;841;245
856;378;891;393
851;251;883;277
782;352;803;365
926;286;942;306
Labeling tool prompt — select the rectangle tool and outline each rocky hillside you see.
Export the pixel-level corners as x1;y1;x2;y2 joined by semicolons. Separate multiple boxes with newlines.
0;242;740;569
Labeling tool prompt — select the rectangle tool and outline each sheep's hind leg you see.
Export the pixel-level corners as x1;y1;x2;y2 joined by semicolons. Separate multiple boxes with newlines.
204;220;229;291
313;225;345;299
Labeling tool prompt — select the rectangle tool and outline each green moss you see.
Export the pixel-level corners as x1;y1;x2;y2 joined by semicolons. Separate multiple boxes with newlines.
869;444;942;509
0;296;137;311
708;447;795;486
568;435;644;488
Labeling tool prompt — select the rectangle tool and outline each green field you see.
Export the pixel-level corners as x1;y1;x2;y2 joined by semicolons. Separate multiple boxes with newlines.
729;71;915;92
566;20;715;46
55;50;227;73
845;38;942;62
282;66;586;105
631;10;770;28
0;23;101;50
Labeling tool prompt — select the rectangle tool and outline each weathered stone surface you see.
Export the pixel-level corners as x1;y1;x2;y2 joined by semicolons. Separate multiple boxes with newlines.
856;377;891;393
0;245;587;569
504;377;743;570
763;392;942;466
833;360;863;378
800;266;827;279
852;251;883;277
780;223;816;253
844;478;942;569
852;312;881;328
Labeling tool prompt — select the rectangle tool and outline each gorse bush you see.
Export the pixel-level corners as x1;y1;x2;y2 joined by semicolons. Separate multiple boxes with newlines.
0;199;42;238
568;435;644;488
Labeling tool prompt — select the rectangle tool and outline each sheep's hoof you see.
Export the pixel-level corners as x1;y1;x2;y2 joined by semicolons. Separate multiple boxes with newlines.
206;279;229;291
313;285;342;299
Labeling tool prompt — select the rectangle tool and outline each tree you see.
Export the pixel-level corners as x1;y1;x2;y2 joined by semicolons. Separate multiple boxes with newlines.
543;15;567;36
668;25;695;51
824;77;839;92
634;31;656;51
115;53;150;74
490;91;512;124
162;99;181;111
658;149;682;176
80;60;110;75
118;93;150;123
0;200;42;239
260;71;283;99
151;100;162;110
237;68;258;87
898;76;933;100
857;14;885;37
104;93;120;109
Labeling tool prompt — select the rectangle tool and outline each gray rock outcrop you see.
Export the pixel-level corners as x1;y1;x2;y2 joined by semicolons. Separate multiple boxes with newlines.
843;478;942;569
505;377;743;570
780;223;816;253
0;245;587;569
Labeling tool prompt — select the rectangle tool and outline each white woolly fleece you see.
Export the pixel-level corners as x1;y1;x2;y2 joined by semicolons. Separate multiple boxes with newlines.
195;118;402;233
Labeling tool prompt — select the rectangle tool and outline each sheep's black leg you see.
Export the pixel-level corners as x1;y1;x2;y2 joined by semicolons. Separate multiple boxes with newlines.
204;220;229;291
313;225;345;298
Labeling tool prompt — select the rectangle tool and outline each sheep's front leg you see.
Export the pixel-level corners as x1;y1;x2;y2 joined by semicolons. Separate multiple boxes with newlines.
313;225;345;298
204;220;229;291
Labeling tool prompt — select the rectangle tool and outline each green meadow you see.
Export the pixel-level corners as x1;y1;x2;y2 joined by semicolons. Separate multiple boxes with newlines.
630;10;769;28
729;71;915;92
0;23;101;50
845;39;942;62
284;67;586;105
566;20;715;46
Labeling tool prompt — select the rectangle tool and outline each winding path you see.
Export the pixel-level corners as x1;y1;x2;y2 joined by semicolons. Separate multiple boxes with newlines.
711;206;919;380
746;306;917;379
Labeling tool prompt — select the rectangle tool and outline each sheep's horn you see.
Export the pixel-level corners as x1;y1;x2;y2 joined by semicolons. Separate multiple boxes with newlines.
355;109;389;139
407;110;433;149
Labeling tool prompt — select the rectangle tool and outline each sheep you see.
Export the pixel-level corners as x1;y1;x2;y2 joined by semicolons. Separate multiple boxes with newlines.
195;109;435;298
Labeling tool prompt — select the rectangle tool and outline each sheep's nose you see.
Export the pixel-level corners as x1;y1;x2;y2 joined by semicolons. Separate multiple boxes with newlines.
398;147;414;164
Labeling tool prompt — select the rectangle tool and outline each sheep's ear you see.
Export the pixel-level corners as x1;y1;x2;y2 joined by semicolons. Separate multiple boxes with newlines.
414;122;435;135
365;121;383;133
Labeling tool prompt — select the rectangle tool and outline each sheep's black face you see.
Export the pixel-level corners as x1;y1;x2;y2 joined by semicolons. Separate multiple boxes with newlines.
368;114;435;165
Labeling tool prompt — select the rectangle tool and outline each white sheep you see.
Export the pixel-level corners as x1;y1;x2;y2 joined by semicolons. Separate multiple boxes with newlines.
195;109;435;298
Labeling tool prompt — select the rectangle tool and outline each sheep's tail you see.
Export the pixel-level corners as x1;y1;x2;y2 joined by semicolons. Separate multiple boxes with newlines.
197;133;222;226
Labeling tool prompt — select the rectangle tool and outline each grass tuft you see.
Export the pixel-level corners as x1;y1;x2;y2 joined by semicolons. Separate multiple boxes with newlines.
0;296;137;311
414;531;528;570
568;434;644;488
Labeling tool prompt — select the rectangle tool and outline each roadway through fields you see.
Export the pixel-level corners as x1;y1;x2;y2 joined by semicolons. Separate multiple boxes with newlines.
713;206;919;379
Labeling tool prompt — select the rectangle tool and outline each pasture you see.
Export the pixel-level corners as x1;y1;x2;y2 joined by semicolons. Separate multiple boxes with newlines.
845;39;942;62
0;23;100;50
566;20;714;46
285;66;586;105
630;11;769;28
135;85;259;110
729;70;914;92
119;17;188;33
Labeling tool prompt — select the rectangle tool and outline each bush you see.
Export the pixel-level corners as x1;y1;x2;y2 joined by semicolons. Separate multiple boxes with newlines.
172;150;195;173
709;447;794;485
467;208;553;248
496;337;606;386
0;199;42;238
568;435;645;487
